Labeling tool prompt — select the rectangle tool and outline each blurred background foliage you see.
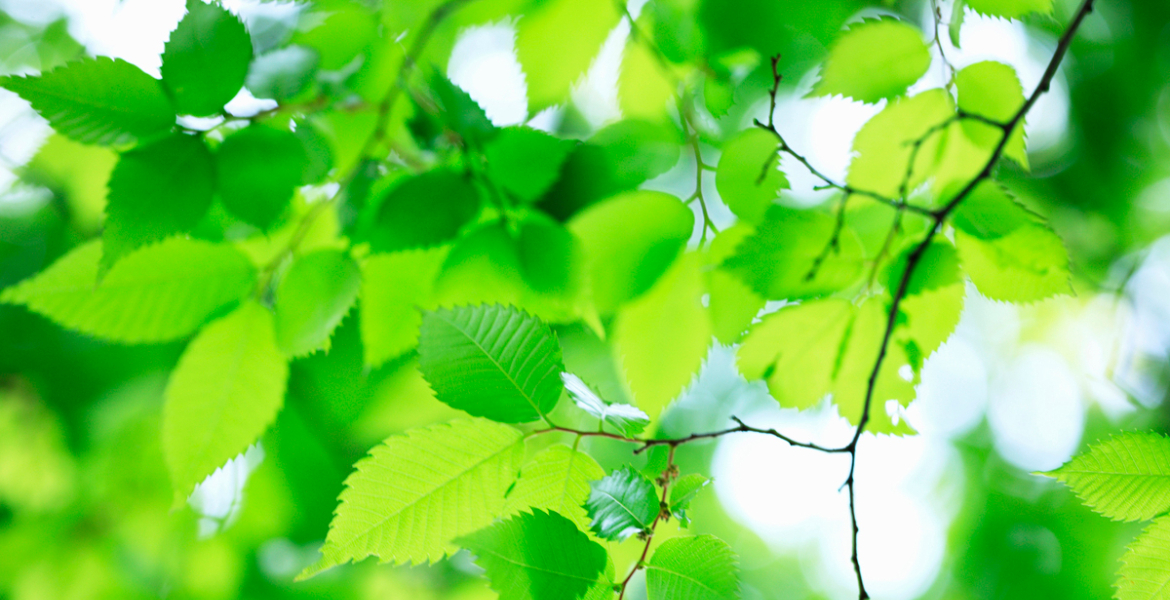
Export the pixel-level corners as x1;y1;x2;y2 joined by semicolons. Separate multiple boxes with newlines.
0;0;1168;599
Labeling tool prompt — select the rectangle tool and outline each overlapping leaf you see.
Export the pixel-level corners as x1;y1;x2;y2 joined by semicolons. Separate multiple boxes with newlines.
563;373;649;437
586;466;659;541
503;444;606;532
646;535;739;600
161;0;253;116
274;249;361;356
216;124;308;229
360;247;449;368
715;129;787;225
300;418;525;577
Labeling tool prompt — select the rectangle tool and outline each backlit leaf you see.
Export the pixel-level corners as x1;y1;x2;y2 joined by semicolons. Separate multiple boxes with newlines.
1116;516;1170;600
360;247;449;368
162;301;287;500
715;129;787;225
646;535;739;600
956;220;1070;303
516;0;621;110
586;466;659;541
1045;432;1170;522
300;418;524;576
274;249;361;356
619;15;676;122
418;304;565;423
161;0;253;116
246;45;319;101
847;88;955;199
503;444;606;531
956;61;1027;168
812;19;931;104
967;0;1052;19
1;56;175;146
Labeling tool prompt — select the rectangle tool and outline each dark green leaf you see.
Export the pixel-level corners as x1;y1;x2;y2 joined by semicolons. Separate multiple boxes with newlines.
460;510;609;600
418;304;565;423
275;249;361;357
429;70;496;144
102;133;215;269
485;127;575;202
1;56;175;146
646;535;739;600
246;45;319;101
586;466;659;541
365;169;481;253
885;241;961;297
295;118;334;184
216;124;307;229
161;0;253;116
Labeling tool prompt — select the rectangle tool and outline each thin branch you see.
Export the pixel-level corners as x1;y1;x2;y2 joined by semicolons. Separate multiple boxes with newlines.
534;417;840;455
617;447;676;600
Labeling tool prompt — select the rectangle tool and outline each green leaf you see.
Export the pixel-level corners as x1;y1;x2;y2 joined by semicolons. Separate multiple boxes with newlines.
568;191;693;314
102;133;215;269
246;45;319;101
723;206;864;301
715;129;787;225
966;0;1052;19
1;56;175;146
365;169;481;253
885;241;961;296
586;466;659;541
216;124;307;229
274;249;361;357
956;61;1027;168
956;220;1070;303
515;0;621;110
295;119;334;184
300;418;525;577
161;0;253;116
1044;432;1170;522
669;474;710;512
162;301;287;500
847;88;955;199
737;298;918;434
563;373;650;437
812;19;931;104
428;70;497;144
289;5;377;71
418;304;565;423
460;510;609;600
485;127;576;203
0;239;255;343
503;444;606;531
1116;516;1170;600
359;247;449;368
646;535;739;600
950;0;966;48
614;252;712;417
619;15;676;122
951;180;1037;239
705;224;765;344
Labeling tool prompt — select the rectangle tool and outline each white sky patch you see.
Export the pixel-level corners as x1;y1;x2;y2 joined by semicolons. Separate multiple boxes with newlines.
189;443;265;538
448;21;528;126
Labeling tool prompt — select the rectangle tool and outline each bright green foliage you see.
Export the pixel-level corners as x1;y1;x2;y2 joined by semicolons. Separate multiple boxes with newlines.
160;0;253;116
646;535;739;600
568;191;693;313
162;301;287;500
1116;516;1170;600
563;373;650;437
428;71;497;144
619;15;676;122
956;61;1027;167
295;120;334;183
290;5;378;71
967;0;1052;19
303;418;525;576
418;305;565;423
274;249;360;356
516;215;585;298
886;241;962;296
615;252;711;417
102;133;215;268
669;473;710;526
950;0;967;47
503;444;606;532
0;239;255;343
1045;433;1170;522
515;0;620;110
216;124;307;229
246;45;319;100
485;127;576;202
715;129;787;224
705;224;766;344
460;510;609;600
365;169;481;252
812;19;931;104
847;88;954;198
359;247;449;367
724;206;864;300
1;56;175;146
586;466;660;541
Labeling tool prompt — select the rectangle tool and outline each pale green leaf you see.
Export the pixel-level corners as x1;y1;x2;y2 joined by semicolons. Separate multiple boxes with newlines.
646;535;739;600
722;206;864;301
418;304;565;423
161;0;253;116
956;61;1027;168
619;15;676;122
614;251;711;417
102;133;215;269
586;466;659;541
568;191;693;314
847;88;955;199
1;56;175;146
274;249;361;356
460;509;609;600
503;445;606;532
956;223;1070;303
715;129;787;225
516;0;621;110
812;19;931;104
0;239;255;343
162;301;287;500
705;224;765;344
1117;516;1170;600
1045;432;1170;522
967;0;1052;19
562;373;649;437
359;247;449;368
300;418;525;577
